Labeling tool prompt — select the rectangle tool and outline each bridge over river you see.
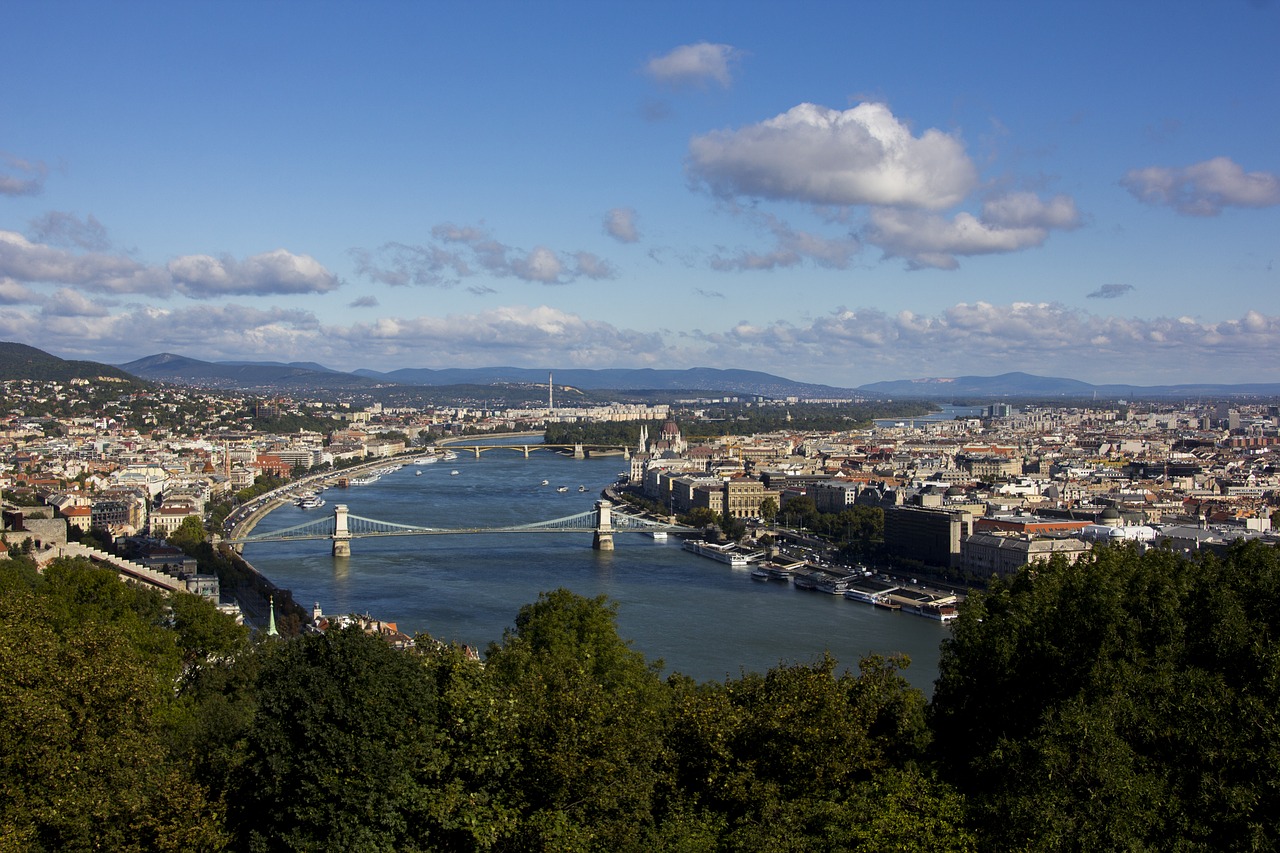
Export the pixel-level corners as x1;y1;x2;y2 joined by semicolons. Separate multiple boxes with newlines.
224;499;694;556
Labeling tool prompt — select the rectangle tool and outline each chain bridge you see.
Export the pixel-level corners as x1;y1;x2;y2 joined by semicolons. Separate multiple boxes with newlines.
224;499;694;555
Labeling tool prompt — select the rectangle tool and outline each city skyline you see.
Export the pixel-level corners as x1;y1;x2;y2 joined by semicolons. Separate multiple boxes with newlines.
1;1;1277;386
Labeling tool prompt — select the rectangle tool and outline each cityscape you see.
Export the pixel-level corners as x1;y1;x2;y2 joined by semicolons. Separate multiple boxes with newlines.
4;1;1279;848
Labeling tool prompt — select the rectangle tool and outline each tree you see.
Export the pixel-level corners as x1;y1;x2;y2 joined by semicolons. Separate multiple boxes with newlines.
228;627;443;852
759;496;778;525
0;559;227;851
485;590;669;851
167;515;207;552
928;542;1280;851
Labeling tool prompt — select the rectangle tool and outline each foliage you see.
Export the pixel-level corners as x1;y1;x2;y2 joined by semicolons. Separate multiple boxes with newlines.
930;541;1280;851
228;627;444;852
485;589;670;850
0;558;227;851
7;546;1280;851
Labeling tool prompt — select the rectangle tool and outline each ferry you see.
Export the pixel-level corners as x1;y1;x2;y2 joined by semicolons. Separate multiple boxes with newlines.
350;474;381;486
412;455;438;465
682;539;750;568
296;495;326;509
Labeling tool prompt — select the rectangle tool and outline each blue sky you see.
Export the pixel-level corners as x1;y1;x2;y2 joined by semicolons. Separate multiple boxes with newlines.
2;0;1277;388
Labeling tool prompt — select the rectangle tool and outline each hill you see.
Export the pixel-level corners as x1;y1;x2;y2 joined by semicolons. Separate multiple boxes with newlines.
353;365;857;398
857;371;1280;400
119;353;381;391
0;341;142;385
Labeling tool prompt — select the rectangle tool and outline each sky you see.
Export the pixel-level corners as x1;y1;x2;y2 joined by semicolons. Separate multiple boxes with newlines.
1;0;1277;388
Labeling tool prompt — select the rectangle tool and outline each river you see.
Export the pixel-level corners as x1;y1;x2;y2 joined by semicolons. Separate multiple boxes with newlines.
242;442;951;693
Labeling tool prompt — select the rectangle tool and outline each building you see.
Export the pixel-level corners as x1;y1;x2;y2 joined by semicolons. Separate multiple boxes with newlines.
883;504;973;569
960;532;1091;578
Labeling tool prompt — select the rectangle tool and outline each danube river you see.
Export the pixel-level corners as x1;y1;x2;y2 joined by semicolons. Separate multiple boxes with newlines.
243;443;951;693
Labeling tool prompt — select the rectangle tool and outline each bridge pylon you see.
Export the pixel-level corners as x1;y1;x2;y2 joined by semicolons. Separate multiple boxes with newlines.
592;499;614;551
332;504;352;557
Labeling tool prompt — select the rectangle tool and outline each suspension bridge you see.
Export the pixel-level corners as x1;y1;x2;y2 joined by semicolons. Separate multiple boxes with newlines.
223;500;694;555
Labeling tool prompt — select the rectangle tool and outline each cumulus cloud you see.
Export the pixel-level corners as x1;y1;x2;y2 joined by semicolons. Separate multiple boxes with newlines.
709;212;862;272
349;242;470;287
644;42;739;88
167;249;341;298
1121;156;1280;216
688;102;978;210
354;224;614;286
0;277;38;305
865;191;1080;269
1087;283;1134;300
0;229;169;294
3;299;1278;385
0;229;341;298
28;211;111;251
697;303;1280;383
604;208;640;243
41;288;112;318
0;154;47;196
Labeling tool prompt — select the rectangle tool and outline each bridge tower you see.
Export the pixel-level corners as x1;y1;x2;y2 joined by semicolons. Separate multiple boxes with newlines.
592;499;614;551
332;504;352;557
574;443;586;459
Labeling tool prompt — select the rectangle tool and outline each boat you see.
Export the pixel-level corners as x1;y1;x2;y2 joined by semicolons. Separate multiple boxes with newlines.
413;455;438;465
683;539;750;568
649;531;668;541
296;496;326;509
441;450;458;461
415;470;422;476
351;474;381;486
556;486;569;493
541;479;549;486
450;470;460;476
577;485;586;492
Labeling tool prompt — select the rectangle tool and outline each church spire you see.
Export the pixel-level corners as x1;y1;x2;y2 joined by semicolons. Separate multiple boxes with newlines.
266;594;279;637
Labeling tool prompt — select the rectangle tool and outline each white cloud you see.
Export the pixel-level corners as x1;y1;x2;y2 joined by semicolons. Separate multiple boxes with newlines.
865;191;1080;269
1087;283;1134;300
1121;156;1280;216
355;224;615;286
644;42;739;88
3;300;1278;386
0;229;341;298
42;287;112;318
0;277;38;305
168;249;340;298
0;229;169;294
0;153;47;196
698;303;1280;383
688;102;978;210
709;212;862;272
28;211;111;251
604;208;640;243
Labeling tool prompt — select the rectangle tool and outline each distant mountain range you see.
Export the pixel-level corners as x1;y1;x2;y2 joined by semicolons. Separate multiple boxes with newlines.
115;354;857;397
4;344;1278;401
859;371;1280;399
0;341;141;386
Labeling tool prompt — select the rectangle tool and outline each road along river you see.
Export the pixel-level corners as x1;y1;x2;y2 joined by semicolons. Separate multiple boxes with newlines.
242;443;951;692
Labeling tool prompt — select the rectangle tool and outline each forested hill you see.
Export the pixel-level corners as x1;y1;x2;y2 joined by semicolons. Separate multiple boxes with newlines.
4;540;1280;850
0;341;140;385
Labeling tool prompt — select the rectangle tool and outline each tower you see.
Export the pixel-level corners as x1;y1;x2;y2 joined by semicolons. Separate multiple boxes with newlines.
548;372;554;410
266;594;279;636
